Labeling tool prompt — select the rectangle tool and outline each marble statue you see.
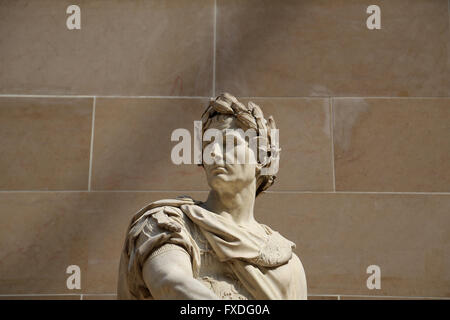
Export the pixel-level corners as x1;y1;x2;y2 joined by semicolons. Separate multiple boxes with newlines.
117;93;307;299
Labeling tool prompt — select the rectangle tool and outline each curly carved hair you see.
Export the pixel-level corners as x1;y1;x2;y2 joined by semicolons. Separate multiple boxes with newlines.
200;93;280;196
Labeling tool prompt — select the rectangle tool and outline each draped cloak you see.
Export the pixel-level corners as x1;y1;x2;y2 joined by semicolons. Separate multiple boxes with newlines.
117;196;307;300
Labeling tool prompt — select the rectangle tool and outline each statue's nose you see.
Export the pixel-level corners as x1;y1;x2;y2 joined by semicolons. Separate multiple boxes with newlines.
211;143;223;162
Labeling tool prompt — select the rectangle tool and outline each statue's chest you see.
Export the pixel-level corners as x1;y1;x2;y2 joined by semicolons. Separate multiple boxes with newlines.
191;226;253;300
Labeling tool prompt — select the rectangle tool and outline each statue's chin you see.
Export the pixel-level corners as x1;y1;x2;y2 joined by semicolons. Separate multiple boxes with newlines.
208;176;234;191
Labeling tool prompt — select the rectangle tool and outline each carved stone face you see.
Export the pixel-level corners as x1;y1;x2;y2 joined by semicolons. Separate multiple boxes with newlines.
202;115;258;194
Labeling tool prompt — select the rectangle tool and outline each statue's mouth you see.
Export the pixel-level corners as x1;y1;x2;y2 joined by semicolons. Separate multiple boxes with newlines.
211;165;227;174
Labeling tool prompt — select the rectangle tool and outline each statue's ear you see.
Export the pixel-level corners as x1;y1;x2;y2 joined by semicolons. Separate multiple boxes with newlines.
255;162;263;180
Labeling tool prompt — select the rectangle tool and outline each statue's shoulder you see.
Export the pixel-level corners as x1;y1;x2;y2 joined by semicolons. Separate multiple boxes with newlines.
120;196;203;299
132;195;199;216
124;195;201;255
128;195;200;231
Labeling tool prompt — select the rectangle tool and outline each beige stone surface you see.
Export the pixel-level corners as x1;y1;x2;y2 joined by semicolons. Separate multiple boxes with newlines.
0;295;80;300
0;0;448;301
333;98;450;192
0;191;194;294
91;98;210;191
0;98;92;190
0;192;90;294
255;192;450;297
216;0;449;97
307;295;339;300
82;294;116;300
0;0;213;96
340;296;450;300
1;191;448;297
92;97;333;191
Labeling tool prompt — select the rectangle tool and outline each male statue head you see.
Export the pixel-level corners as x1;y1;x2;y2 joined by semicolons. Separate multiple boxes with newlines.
201;92;280;197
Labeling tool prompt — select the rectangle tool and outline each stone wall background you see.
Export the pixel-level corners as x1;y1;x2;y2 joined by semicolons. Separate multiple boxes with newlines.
0;0;449;300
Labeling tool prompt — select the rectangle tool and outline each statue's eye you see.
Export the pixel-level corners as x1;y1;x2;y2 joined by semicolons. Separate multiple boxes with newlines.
224;133;245;146
202;140;210;150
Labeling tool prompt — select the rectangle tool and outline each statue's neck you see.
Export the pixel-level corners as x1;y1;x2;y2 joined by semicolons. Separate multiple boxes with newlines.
202;183;257;227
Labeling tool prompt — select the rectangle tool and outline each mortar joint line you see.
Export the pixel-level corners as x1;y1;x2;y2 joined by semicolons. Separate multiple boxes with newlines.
88;97;96;192
330;97;336;192
0;94;449;99
212;0;217;97
0;190;450;195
